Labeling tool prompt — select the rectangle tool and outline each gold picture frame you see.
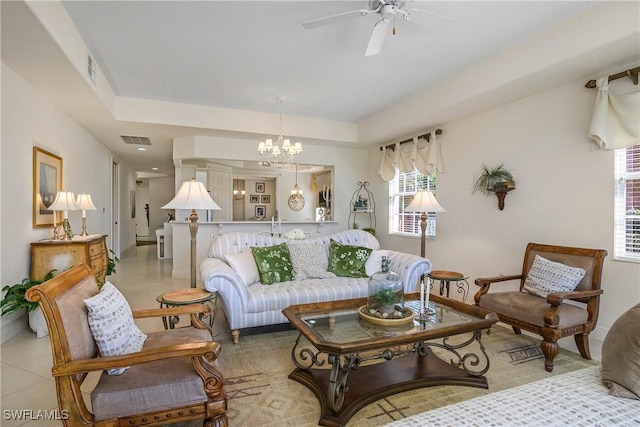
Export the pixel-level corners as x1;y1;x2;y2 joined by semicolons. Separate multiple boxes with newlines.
33;147;62;228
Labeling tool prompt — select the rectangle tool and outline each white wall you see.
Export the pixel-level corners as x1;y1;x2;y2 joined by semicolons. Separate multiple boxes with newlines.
369;76;640;344
0;63;137;342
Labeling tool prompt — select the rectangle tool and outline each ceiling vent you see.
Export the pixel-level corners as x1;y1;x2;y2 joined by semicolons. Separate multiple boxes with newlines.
121;135;151;146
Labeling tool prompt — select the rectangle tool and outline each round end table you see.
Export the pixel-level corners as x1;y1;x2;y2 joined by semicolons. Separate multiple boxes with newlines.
427;270;469;303
156;288;217;329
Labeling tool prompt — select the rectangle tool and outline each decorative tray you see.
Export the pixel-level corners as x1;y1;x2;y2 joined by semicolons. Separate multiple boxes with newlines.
358;305;415;326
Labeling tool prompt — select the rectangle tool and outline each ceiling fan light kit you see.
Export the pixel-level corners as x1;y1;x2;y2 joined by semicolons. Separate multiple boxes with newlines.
303;0;461;57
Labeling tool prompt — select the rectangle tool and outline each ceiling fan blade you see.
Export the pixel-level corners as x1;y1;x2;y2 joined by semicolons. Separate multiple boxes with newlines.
404;8;463;26
365;19;390;57
303;9;373;29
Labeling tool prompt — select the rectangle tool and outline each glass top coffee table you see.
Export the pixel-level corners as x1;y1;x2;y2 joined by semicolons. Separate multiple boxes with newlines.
282;293;498;427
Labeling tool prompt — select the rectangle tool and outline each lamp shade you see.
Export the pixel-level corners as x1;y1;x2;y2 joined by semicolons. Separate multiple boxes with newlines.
162;179;221;211
75;193;97;211
405;190;446;213
49;191;79;213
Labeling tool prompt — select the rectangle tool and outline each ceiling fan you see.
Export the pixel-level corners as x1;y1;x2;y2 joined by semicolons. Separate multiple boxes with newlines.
303;0;461;57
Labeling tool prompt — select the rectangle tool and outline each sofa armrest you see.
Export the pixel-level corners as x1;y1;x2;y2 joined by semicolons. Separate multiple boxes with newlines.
386;251;432;293
200;258;249;312
473;274;523;304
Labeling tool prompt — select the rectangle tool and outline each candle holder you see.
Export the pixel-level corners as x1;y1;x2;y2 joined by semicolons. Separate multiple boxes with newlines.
415;277;435;322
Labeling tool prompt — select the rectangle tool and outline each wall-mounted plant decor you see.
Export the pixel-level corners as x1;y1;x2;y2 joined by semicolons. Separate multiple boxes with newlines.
472;164;516;210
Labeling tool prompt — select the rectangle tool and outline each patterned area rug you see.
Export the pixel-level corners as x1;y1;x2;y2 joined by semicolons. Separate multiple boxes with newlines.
213;325;597;426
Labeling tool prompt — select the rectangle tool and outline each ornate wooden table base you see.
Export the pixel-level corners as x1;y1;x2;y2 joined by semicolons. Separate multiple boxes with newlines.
289;346;487;427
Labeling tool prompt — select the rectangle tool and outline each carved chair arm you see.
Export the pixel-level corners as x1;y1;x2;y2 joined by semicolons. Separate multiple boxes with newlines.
546;289;604;306
51;341;221;377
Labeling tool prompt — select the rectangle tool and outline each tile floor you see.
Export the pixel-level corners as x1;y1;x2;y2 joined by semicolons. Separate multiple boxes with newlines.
0;244;603;426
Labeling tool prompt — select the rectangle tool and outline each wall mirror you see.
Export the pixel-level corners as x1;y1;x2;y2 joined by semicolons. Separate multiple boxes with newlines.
180;159;333;222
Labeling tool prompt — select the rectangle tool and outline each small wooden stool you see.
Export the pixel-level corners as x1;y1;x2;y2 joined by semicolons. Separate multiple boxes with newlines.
156;288;217;329
428;270;469;303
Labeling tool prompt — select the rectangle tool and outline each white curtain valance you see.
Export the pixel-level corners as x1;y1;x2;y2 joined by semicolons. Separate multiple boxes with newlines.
587;76;640;150
378;131;445;182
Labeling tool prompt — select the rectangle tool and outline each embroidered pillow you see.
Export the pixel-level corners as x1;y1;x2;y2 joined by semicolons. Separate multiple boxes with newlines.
365;250;391;276
251;243;295;285
287;242;336;281
84;281;147;375
523;255;586;298
328;239;372;278
225;250;260;285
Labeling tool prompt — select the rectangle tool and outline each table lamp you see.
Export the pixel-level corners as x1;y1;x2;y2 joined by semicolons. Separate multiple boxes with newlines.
75;193;97;236
162;178;221;288
48;191;79;240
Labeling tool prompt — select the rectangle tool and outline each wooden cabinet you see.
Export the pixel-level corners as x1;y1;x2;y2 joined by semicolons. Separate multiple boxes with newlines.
30;235;108;283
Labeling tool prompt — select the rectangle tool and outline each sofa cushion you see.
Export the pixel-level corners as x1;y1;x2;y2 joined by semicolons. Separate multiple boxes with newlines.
328;239;372;278
287;242;336;280
251;243;295;285
84;281;147;375
601;303;640;400
523;255;586;298
225;250;260;285
365;250;391;276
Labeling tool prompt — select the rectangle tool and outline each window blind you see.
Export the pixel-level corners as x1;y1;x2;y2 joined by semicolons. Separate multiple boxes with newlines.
614;145;640;261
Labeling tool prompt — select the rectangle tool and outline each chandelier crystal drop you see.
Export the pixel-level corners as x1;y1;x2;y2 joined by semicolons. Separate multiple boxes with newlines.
257;97;302;169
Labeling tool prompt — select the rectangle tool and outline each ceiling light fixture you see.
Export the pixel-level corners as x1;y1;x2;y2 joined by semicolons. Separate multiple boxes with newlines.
233;176;246;200
257;97;302;169
290;164;303;199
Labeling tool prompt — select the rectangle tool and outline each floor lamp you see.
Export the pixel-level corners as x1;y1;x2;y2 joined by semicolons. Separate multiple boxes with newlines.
405;190;446;319
162;179;221;288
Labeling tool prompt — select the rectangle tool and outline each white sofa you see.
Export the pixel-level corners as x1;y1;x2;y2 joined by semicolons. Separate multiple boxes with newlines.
200;230;431;344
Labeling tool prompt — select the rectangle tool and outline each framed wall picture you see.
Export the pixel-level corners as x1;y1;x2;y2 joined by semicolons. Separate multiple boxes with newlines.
261;195;271;204
33;147;63;228
256;182;265;193
255;205;266;218
250;194;260;203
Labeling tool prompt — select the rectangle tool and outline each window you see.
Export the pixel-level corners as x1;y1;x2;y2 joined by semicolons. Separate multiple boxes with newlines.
389;170;438;236
614;144;640;262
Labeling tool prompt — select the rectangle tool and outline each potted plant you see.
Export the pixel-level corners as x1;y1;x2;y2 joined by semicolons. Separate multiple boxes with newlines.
472;164;516;195
1;270;56;338
370;287;400;314
107;249;120;276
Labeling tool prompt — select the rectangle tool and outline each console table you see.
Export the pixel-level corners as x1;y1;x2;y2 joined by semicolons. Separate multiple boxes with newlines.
30;234;108;283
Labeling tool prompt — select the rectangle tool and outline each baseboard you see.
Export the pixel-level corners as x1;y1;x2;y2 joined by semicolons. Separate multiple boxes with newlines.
1;314;28;344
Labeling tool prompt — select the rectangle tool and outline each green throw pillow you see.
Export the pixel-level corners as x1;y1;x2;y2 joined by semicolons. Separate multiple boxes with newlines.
251;243;295;285
327;239;372;278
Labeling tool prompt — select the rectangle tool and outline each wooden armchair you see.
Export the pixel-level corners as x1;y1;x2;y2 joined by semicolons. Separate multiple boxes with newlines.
474;243;607;372
25;264;228;427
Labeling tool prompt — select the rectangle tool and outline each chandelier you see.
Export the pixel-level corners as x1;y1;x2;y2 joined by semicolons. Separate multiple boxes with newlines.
257;97;302;169
233;176;245;200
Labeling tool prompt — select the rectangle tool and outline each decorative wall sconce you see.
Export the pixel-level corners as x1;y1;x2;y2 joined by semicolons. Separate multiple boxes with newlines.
472;164;516;210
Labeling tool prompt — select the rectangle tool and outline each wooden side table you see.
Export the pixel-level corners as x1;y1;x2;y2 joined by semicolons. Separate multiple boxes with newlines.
156;288;217;330
428;270;469;303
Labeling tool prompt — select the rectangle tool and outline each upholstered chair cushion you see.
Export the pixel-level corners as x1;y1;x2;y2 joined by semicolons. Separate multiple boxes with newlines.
84;281;147;375
91;327;211;420
478;292;588;327
328;239;372;278
601;303;640;400
225;250;260;285
523;255;586;298
286;242;336;280
251;243;295;285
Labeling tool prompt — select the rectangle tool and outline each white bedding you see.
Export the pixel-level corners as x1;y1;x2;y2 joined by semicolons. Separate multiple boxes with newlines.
385;366;640;427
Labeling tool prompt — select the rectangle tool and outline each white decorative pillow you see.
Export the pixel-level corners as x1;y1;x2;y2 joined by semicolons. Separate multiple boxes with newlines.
226;250;260;285
287;242;336;281
84;281;147;375
365;250;391;276
523;255;586;298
